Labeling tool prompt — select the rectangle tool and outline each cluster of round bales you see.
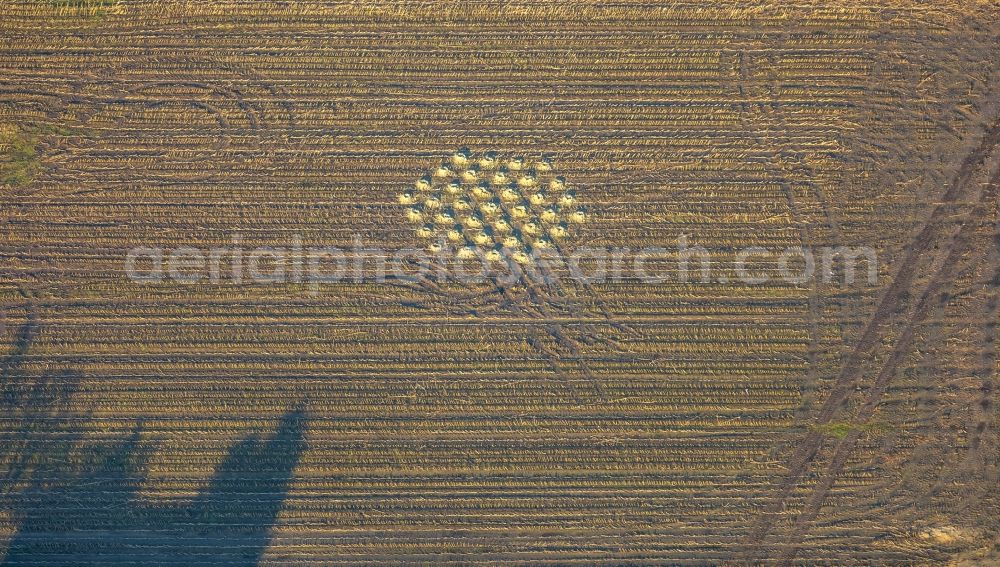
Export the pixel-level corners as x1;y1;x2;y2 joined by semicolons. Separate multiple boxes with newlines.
400;149;588;265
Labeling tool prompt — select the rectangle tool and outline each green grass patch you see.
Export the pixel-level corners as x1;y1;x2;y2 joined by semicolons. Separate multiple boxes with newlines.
0;129;40;188
812;421;895;439
814;422;853;439
1;122;92;187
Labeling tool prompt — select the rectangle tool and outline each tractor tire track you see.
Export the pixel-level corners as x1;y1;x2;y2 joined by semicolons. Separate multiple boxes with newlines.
777;165;1000;565
744;115;1000;560
958;208;1000;492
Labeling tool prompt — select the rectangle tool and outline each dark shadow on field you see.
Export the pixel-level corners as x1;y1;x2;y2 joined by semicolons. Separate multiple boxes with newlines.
2;367;85;486
175;407;308;565
0;304;38;386
3;297;307;565
3;424;152;565
1;303;86;489
3;368;306;566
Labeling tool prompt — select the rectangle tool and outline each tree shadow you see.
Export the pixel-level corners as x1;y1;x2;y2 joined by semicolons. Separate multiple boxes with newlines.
1;367;85;490
2;303;86;490
3;297;308;565
3;406;307;566
170;407;308;565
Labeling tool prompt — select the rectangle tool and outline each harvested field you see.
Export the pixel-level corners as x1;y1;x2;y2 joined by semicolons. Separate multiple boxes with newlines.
1;1;999;564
